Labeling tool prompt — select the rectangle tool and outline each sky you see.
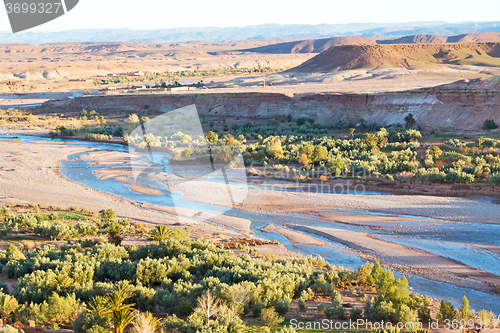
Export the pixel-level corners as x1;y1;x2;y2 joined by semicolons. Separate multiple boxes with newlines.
1;0;500;32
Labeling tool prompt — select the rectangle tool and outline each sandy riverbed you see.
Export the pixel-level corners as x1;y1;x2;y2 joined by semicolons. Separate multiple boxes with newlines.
0;138;244;241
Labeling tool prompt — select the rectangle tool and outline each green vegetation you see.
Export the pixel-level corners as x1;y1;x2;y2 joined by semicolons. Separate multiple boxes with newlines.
0;204;497;331
483;119;498;130
0;206;134;242
93;68;281;86
6;104;500;186
437;300;457;321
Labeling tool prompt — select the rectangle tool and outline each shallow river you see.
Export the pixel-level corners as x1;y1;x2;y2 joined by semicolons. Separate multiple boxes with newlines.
1;135;499;314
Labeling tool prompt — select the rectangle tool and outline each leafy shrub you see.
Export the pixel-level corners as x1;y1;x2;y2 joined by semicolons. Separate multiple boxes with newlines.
252;301;265;317
300;288;314;301
73;308;110;333
136;258;168;286
330;290;342;307
0;293;18;321
274;298;289;316
0;281;9;294
324;307;338;319
445;170;475;184
490;173;500;185
459;296;470;320
350;307;363;320
428;172;444;183
176;299;194;317
261;308;284;328
399;304;418;324
418;296;432;322
298;297;307;312
437;299;456;321
483;119;498;130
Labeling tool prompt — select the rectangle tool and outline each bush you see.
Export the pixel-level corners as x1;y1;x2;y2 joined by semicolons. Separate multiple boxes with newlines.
445;170;474;184
261;308;284;328
483;119;498;130
296;117;308;126
428;172;444;183
176;299;194;317
14;302;47;327
437;299;457;321
20;240;35;252
330;290;342;307
399;304;418;324
334;305;346;320
298;297;307;312
45;292;79;324
490;173;500;185
459;296;470;320
73;309;110;333
300;288;314;301
0;281;9;294
274;298;290;316
252;301;265;317
350;307;363;320
418;296;432;322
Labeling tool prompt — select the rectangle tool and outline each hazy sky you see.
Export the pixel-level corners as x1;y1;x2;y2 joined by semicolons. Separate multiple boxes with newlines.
1;0;500;32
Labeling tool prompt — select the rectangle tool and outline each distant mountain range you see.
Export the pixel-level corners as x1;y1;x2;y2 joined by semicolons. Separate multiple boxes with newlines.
240;32;500;54
1;21;500;45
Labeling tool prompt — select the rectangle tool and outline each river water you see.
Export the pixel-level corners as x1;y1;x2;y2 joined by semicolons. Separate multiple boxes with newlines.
1;134;499;314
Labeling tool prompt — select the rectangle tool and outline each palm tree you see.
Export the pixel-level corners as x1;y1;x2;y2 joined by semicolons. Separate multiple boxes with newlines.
107;222;126;245
348;128;355;138
148;225;173;242
91;282;136;333
111;309;135;333
88;295;108;317
105;281;135;313
0;294;18;321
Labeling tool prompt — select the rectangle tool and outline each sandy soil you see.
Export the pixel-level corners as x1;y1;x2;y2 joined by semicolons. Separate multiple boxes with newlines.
207;66;500;94
261;224;326;246
129;185;163;195
0;91;76;108
80;150;147;166
141;203;199;218
197;212;252;233
236;184;500;224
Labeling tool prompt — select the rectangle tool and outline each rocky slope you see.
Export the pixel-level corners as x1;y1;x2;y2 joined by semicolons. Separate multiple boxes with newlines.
289;42;500;72
54;78;500;130
242;32;500;54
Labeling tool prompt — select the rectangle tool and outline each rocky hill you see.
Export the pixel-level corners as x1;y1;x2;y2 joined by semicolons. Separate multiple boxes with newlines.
239;37;380;54
288;42;500;72
242;32;500;54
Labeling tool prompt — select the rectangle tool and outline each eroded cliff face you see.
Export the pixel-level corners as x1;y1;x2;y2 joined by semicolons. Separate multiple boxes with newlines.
59;79;500;130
